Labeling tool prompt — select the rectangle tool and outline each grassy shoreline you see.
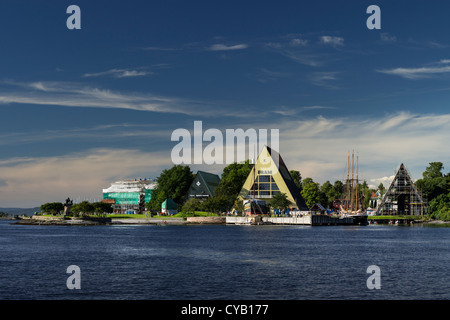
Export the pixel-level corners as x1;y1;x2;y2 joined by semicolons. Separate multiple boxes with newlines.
36;211;220;220
33;212;447;223
367;215;427;220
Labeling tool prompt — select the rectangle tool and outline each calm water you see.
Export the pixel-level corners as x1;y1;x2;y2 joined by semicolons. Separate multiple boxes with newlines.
0;219;449;300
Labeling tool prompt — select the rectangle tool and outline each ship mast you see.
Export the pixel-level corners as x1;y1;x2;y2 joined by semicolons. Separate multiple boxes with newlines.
356;152;359;213
351;151;354;213
346;151;350;213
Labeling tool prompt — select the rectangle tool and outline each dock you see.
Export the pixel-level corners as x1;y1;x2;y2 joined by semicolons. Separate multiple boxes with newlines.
226;214;365;226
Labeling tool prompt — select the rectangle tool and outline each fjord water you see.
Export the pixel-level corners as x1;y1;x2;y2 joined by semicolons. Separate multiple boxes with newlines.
1;220;449;300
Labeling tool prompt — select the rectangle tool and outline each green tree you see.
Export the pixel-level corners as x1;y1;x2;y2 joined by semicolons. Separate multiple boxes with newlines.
182;198;203;215
423;162;444;180
202;196;216;213
332;180;344;199
301;181;320;208
40;202;64;215
428;193;450;221
0;211;11;218
92;202;113;215
302;177;314;188
147;165;194;212
414;161;450;217
416;163;450;202
359;180;372;209
215;161;253;197
206;193;233;213
319;180;333;208
233;199;244;214
270;192;291;212
209;161;253;212
289;170;302;191
377;183;386;197
71;201;95;216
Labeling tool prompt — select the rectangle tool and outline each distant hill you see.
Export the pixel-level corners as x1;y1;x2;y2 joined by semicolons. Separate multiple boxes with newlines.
0;207;40;217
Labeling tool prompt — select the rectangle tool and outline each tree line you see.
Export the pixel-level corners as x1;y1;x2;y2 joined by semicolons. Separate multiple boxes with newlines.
143;162;384;214
415;162;450;220
145;162;254;214
39;201;113;216
38;161;449;219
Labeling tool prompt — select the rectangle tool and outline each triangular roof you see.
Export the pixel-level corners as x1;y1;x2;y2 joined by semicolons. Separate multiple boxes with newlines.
185;171;221;200
237;145;308;210
310;203;326;211
162;198;177;210
197;171;220;195
376;163;426;215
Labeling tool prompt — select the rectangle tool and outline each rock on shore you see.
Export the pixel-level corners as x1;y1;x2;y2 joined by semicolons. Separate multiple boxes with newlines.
13;216;112;226
186;216;226;224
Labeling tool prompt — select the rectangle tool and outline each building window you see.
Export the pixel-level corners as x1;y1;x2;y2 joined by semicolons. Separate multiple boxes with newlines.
248;176;281;198
258;175;271;183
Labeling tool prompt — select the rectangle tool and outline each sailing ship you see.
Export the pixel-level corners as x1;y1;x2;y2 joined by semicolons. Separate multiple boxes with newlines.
334;151;368;223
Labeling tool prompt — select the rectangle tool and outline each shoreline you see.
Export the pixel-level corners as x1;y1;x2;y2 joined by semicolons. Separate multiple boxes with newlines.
11;216;188;226
9;215;450;226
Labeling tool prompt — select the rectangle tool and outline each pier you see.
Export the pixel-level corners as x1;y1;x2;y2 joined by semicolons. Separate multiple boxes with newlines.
226;214;363;226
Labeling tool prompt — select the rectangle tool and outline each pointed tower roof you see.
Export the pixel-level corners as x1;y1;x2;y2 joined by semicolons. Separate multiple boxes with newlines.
237;145;308;210
376;163;426;215
185;171;221;200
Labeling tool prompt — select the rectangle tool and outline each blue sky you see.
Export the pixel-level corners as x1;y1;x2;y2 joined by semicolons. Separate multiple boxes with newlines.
1;0;450;207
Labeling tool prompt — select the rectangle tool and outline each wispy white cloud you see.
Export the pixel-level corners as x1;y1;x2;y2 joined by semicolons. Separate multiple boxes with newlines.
271;106;298;116
277;50;322;66
264;34;345;66
380;33;397;42
141;46;179;51
302;105;337;111
269;105;336;117
378;60;450;79
310;71;339;88
290;38;308;46
83;68;151;78
378;65;450;79
253;67;291;83
207;43;249;51
406;38;448;49
264;41;322;67
319;36;344;47
0;123;172;145
0;81;176;112
0;81;229;116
